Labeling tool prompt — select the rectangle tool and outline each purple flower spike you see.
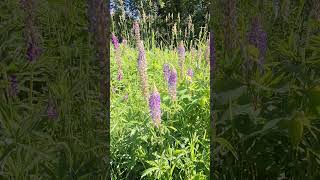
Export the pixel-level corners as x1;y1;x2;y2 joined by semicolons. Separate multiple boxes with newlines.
112;33;123;80
163;63;170;82
26;41;41;62
149;86;161;127
168;67;177;101
187;68;194;78
133;21;141;47
137;41;149;98
191;48;196;63
197;48;202;68
47;100;58;119
178;41;186;75
111;33;119;49
248;16;267;70
21;0;41;62
8;75;18;97
117;70;123;81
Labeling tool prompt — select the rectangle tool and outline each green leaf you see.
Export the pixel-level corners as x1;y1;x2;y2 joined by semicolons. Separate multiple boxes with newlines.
288;112;305;146
216;86;247;105
248;45;259;61
262;118;282;132
307;86;320;107
141;167;159;178
213;137;238;160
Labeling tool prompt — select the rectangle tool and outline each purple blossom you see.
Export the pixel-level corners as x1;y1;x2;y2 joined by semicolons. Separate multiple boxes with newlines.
163;63;170;82
21;0;41;62
137;41;149;98
112;33;123;80
248;16;267;69
111;33;119;49
191;48;196;63
8;75;18;97
187;68;194;78
168;67;177;101
133;21;141;47
26;41;41;62
47;100;58;119
197;48;202;68
149;87;161;127
178;41;186;75
117;70;123;81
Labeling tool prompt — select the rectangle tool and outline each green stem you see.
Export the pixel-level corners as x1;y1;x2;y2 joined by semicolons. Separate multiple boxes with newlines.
30;64;34;115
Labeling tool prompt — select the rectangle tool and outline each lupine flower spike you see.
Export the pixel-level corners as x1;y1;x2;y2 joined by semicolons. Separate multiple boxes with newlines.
187;68;194;82
248;16;267;73
26;41;41;62
163;63;170;83
117;71;123;81
197;48;202;69
133;21;141;48
8;75;18;97
191;48;196;65
177;41;186;77
112;33;123;81
149;85;161;128
21;0;41;63
47;99;58;119
111;33;119;49
168;66;177;101
137;41;149;99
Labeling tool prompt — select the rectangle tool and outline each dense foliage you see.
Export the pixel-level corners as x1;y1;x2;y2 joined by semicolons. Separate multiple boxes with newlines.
211;0;320;179
0;0;108;178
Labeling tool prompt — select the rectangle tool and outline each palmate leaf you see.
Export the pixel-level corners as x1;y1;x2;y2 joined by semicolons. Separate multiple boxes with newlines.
307;85;320;107
247;45;259;61
215;86;247;106
309;34;320;53
141;167;159;178
213;137;238;160
220;103;259;122
261;118;283;132
308;148;320;161
288;112;305;147
241;117;286;142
